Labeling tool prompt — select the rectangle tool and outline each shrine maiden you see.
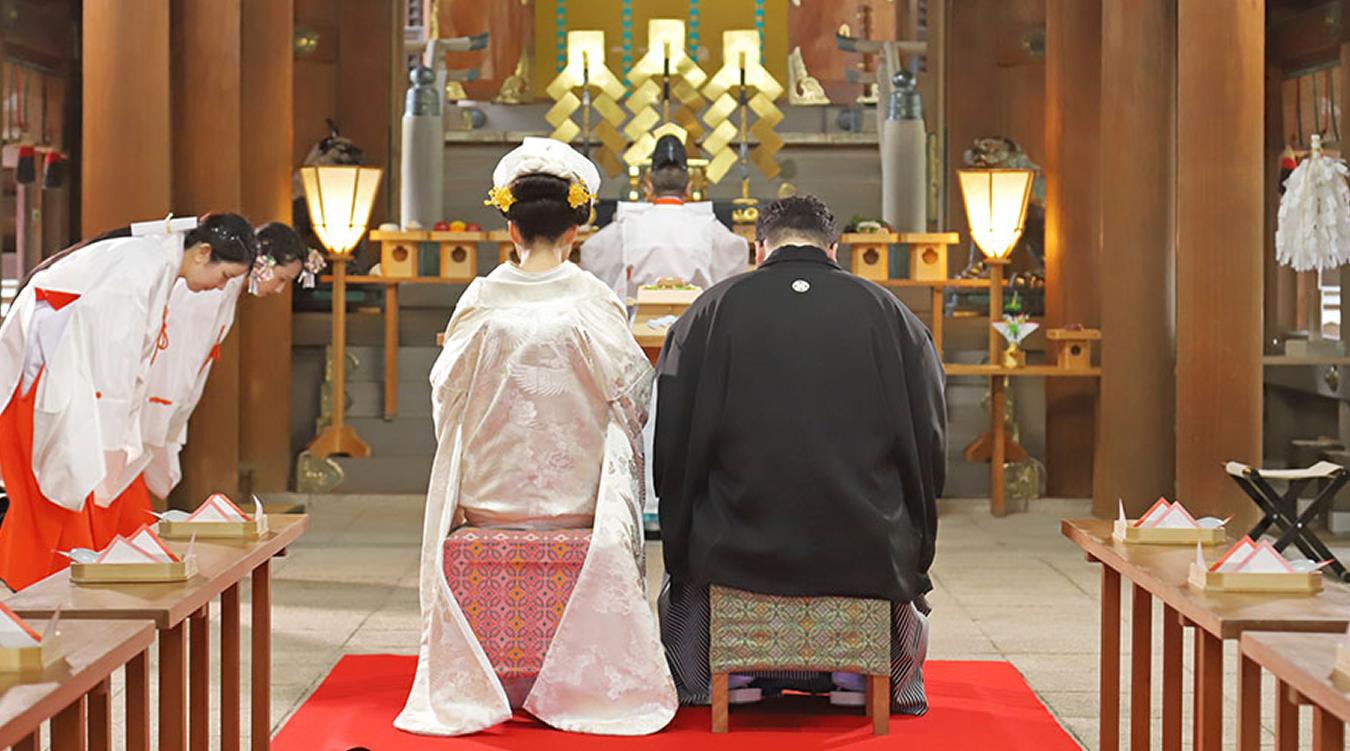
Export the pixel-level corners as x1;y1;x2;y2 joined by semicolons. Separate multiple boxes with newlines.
396;138;675;737
580;134;748;301
655;196;946;711
0;214;258;589
141;223;320;498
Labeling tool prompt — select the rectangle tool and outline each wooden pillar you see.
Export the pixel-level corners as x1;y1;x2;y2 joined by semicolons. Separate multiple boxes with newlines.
170;0;244;508
1044;0;1102;498
1176;0;1263;521
336;0;398;234
82;0;171;235
237;0;296;494
1095;0;1176;516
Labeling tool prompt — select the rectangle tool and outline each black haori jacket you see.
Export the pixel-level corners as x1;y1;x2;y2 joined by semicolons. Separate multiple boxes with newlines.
653;244;946;603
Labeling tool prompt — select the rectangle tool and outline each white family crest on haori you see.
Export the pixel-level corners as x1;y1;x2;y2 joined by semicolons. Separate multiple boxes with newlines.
1276;133;1350;271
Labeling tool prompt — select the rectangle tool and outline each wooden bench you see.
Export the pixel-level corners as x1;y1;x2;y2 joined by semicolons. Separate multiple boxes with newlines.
5;514;308;751
1062;518;1350;751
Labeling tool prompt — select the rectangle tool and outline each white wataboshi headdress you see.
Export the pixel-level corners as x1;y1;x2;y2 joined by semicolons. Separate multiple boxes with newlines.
485;137;602;213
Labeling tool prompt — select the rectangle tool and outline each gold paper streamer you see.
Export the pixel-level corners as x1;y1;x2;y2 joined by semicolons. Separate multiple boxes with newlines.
621;20;708;167
699;30;784;184
544;31;627;176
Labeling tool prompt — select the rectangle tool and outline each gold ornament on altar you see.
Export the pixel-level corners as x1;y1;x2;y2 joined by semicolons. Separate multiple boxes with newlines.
622;20;708;166
701;30;785;183
545;31;628;176
495;47;531;104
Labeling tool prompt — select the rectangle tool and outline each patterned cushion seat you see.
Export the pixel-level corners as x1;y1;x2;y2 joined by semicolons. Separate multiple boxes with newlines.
443;527;591;679
709;585;892;735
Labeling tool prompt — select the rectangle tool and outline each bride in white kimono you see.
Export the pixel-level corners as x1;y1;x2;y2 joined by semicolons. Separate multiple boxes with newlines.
395;138;676;737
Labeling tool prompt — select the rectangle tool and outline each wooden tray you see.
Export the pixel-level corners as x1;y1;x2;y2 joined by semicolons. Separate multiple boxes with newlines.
0;638;62;676
1188;563;1323;594
70;558;197;585
1112;519;1226;545
158;515;269;541
1334;642;1350;685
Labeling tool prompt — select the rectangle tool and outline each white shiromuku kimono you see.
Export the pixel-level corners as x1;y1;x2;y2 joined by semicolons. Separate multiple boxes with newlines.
140;276;244;498
395;261;676;737
580;200;749;301
0;229;188;508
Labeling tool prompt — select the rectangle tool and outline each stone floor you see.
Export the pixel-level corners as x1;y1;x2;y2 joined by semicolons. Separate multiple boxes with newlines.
67;495;1350;749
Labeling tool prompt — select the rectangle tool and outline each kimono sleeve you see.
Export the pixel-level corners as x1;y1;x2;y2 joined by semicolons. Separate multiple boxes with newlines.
428;282;487;435
708;222;751;285
579;223;628;299
900;310;946;575
577;292;653;433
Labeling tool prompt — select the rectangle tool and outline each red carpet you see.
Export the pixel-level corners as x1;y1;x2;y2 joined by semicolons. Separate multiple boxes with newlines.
273;655;1080;750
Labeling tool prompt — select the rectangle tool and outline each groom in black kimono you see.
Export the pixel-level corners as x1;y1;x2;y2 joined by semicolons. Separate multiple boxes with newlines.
653;194;946;712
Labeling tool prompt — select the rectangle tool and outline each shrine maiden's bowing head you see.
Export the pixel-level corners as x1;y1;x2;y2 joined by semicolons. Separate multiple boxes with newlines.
396;137;675;736
249;222;319;296
178;213;258;292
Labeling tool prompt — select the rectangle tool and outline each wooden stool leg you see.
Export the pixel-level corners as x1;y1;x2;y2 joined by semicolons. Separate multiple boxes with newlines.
88;678;111;751
126;649;150;751
1237;653;1261;751
190;605;210;751
252;560;272;750
1161;605;1182;751
51;696;87;751
869;674;889;736
1313;706;1344;751
222;583;241;750
711;673;729;733
160;622;188;751
1275;679;1298;751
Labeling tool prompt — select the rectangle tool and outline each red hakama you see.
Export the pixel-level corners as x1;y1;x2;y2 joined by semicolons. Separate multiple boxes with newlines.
0;372;153;590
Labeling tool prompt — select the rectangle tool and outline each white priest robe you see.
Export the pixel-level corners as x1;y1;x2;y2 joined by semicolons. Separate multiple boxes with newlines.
395;261;676;737
580;200;749;301
0;230;186;508
141;276;245;498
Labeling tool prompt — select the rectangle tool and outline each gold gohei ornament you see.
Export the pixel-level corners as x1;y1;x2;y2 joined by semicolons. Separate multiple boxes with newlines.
701;30;784;184
545;31;627;177
622;20;708;167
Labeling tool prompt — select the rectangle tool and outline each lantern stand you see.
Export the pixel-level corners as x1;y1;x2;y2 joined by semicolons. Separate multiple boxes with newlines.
301;165;384;460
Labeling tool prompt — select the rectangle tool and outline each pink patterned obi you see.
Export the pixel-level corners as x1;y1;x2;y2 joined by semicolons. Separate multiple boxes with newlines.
443;526;593;679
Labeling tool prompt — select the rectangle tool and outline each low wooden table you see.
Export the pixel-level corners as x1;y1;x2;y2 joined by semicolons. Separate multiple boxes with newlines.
1062;519;1350;751
5;515;308;751
0;619;155;751
1240;632;1350;750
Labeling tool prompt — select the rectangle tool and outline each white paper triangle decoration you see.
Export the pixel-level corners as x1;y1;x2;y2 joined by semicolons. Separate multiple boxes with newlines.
1151;503;1200;529
1233;542;1296;574
1136;498;1172;528
1211;538;1259;573
96;537;162;564
0;603;41;648
128;527;178;563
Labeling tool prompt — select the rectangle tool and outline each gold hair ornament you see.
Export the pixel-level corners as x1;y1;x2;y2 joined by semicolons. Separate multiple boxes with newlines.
485;185;516;213
568;181;593;208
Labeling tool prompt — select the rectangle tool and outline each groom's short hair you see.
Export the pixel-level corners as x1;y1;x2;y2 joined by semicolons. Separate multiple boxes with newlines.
755;194;837;249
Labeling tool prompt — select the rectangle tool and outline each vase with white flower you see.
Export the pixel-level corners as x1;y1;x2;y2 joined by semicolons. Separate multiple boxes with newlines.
992;313;1039;369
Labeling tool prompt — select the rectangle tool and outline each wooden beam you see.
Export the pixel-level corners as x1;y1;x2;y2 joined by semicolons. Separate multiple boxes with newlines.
1267;1;1343;73
336;0;398;233
237;0;296;494
1176;0;1264;521
1044;0;1102;498
1096;0;1176;517
170;0;243;508
82;0;171;235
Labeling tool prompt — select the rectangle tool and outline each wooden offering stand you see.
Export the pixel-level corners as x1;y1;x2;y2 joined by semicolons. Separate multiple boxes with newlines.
0;637;62;677
159;515;269;542
1112;519;1226;546
1188;564;1323;594
70;558;197;586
